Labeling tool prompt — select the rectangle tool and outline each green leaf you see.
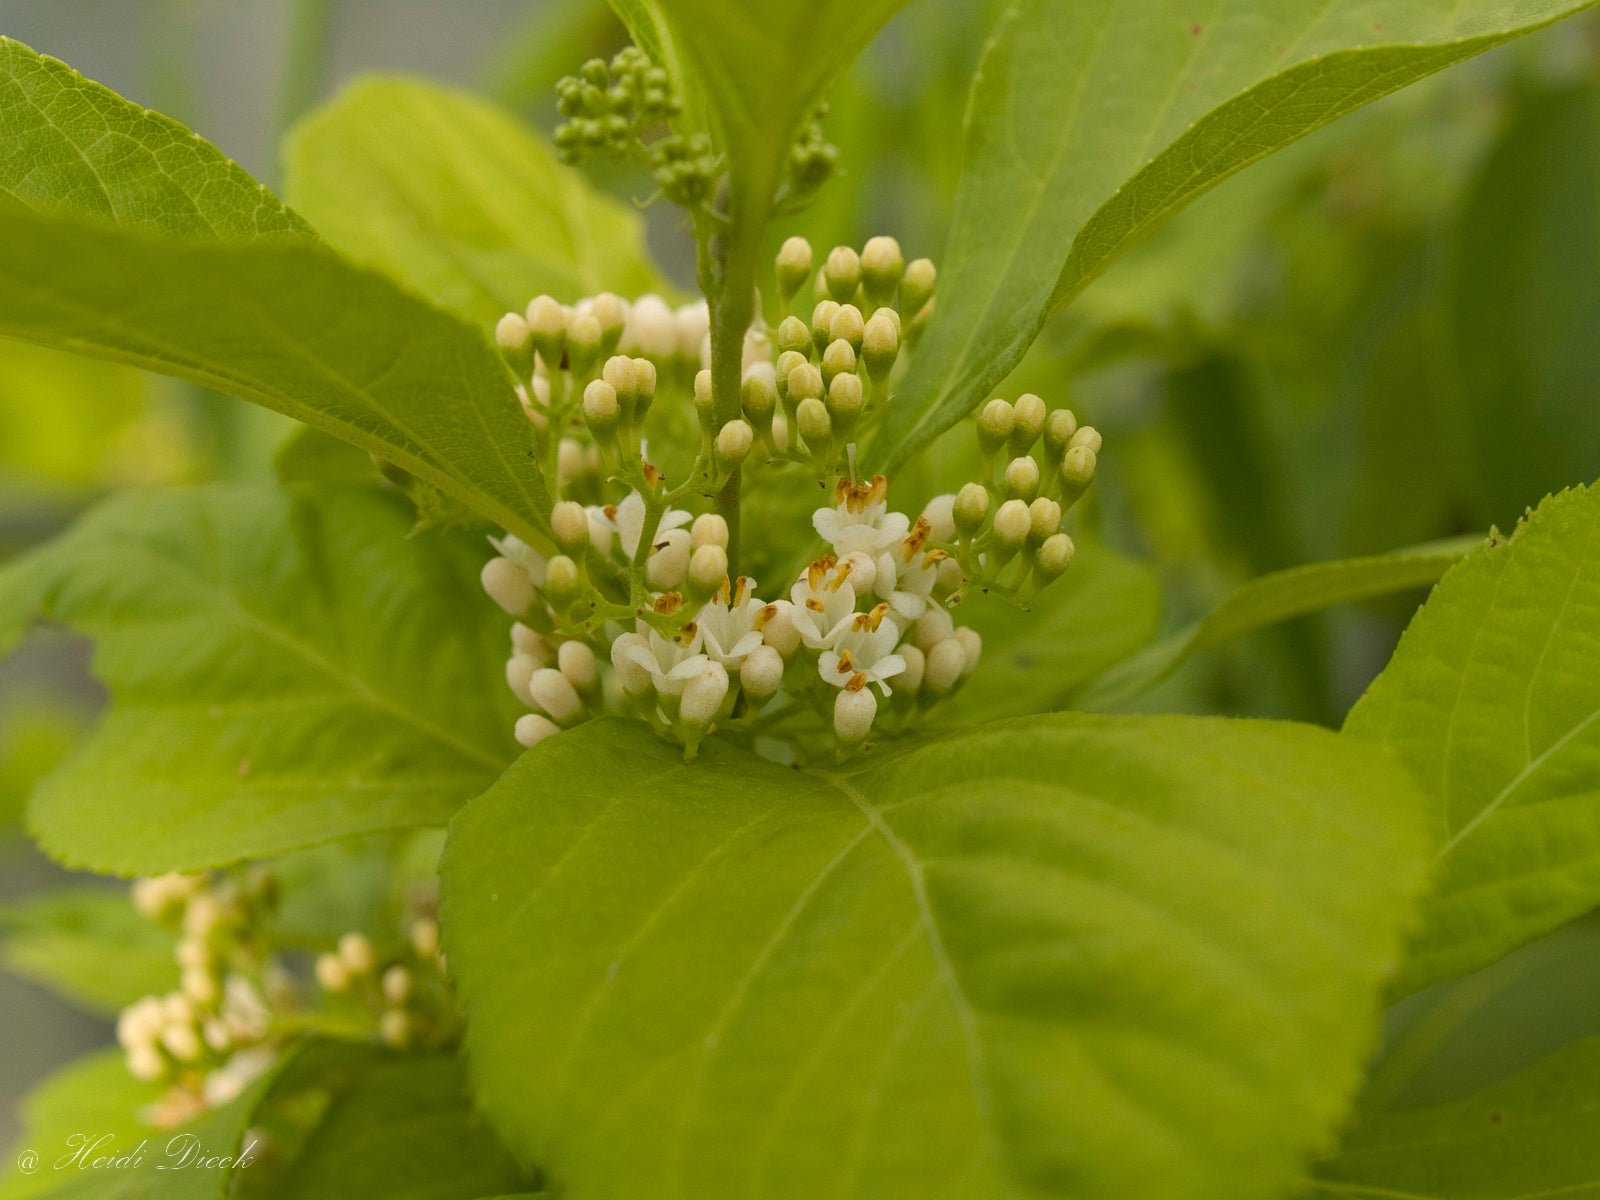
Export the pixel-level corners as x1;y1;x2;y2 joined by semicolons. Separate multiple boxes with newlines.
1081;536;1480;709
1451;86;1600;526
264;1053;535;1200
1310;1036;1600;1199
943;542;1160;721
0;37;308;239
0;206;548;545
285;76;662;328
1346;483;1600;995
1;483;518;874
0;889;174;1015
442;715;1429;1200
877;0;1597;470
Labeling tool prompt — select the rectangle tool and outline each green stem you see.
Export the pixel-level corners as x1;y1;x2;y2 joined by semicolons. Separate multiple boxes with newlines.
699;203;759;578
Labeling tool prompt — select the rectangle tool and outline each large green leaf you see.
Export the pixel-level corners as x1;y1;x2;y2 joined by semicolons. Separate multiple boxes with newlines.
1;484;519;874
1310;1036;1600;1199
285;76;661;327
1081;537;1480;709
1451;85;1600;526
0;206;548;544
0;36;308;239
0;889;174;1015
877;0;1596;470
442;716;1428;1200
944;541;1160;721
1346;483;1600;994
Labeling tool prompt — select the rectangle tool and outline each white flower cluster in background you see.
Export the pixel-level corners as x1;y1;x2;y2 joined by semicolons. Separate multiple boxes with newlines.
484;236;1099;761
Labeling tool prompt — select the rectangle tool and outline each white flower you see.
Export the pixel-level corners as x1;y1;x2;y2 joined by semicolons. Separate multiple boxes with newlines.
812;474;910;556
697;578;767;668
595;491;692;561
874;518;949;620
488;533;547;587
618;620;708;696
790;557;860;650
818;605;905;696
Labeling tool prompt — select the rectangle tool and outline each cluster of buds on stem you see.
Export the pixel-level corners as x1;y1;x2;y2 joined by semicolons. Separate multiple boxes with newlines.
483;232;1095;761
312;917;455;1050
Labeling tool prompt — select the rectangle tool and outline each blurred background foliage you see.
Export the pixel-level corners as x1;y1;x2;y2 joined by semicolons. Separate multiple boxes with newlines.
2;0;1599;1155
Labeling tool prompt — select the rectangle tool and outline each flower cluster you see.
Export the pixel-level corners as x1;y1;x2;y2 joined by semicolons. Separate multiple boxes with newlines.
484;236;1101;761
117;870;452;1121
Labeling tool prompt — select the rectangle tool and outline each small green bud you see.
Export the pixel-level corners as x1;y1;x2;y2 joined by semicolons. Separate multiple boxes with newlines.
741;371;778;428
860;235;905;307
776;237;814;302
796;396;831;448
993;499;1030;551
1035;532;1076;581
862;311;900;382
1042;407;1079;458
1060;445;1097;500
567;312;603;377
633;357;657;421
602;355;640;422
579;58;609;88
691;512;729;550
693;369;716;434
821;338;857;385
551;500;590;554
582;379;620;438
524;295;567;367
1069;425;1103;454
591;292;628;356
977;399;1015;457
545;555;582;609
826;372;864;434
1002;455;1041;501
811;300;840;355
1027;496;1061;545
1010;393;1046;455
495;312;534;374
776;314;811;356
823;245;862;302
787;361;824;403
775;350;809;397
953;482;989;537
715;419;754;468
901;257;936;318
829;304;865;353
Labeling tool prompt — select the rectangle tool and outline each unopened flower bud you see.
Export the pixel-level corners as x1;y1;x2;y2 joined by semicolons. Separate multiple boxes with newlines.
797;397;831;450
1028;497;1062;544
687;544;729;601
715;419;754;468
787;362;824;403
646;529;692;592
496;312;534;372
776;236;814;301
591;292;628;355
740;644;784;702
829;304;865;352
898;644;926;695
524;295;567;365
675;303;708;362
826;373;864;433
834;685;877;744
694;369;716;433
545;555;581;608
1010;393;1046;454
610;632;653;696
811;300;841;353
567;312;603;377
558;640;599;693
901;257;937;318
954;627;982;674
915;606;955;651
127;1043;167;1081
861;235;905;306
741;373;777;441
680;660;729;726
977;399;1015;456
953;483;990;537
161;1021;202;1062
182;965;218;1006
862;312;900;382
1043;407;1079;458
551;501;589;554
776;314;811;356
515;712;562;747
824;245;862;302
530;667;583;725
410;919;440;960
481;557;534;616
556;437;585;492
1035;533;1076;582
993;499;1030;550
821;338;856;385
633;357;658;419
627;294;677;362
380;1009;412;1048
382;966;413;1006
758;600;802;658
602;354;640;416
838;550;877;593
1002;456;1041;501
921;494;957;543
1060;445;1098;500
692;512;729;550
582;379;620;440
315;952;350;993
1069;425;1103;454
338;932;375;974
511;622;551;661
925;638;966;695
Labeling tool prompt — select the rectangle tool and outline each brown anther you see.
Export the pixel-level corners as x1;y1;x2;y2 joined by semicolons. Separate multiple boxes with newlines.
642;463;664;486
674;620;698;644
900;515;932;562
754;603;778;628
806;555;838;589
837;650;858;673
864;602;891;630
845;672;868;692
653;592;684;614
